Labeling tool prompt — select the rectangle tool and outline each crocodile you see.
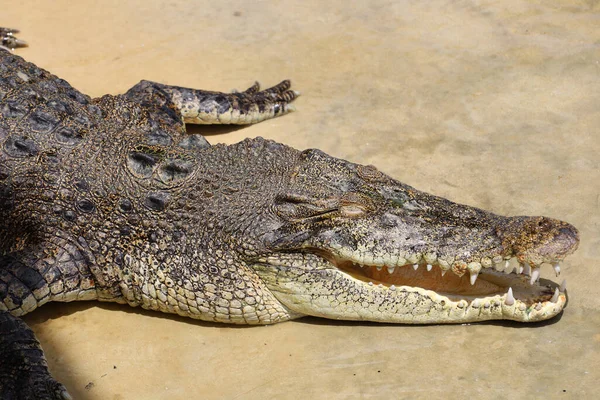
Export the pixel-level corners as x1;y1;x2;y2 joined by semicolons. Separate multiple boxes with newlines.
0;29;579;399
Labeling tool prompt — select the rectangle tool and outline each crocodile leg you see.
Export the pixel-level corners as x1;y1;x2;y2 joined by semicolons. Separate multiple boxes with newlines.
0;27;27;50
0;252;81;399
126;79;299;125
0;311;71;399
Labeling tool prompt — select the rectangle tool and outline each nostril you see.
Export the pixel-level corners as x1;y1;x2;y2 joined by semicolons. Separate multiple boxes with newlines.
558;226;580;247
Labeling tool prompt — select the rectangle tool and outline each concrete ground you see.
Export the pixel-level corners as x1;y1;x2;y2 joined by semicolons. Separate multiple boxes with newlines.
5;0;600;398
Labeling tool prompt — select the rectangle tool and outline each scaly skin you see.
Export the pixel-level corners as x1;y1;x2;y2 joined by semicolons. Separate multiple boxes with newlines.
0;30;579;398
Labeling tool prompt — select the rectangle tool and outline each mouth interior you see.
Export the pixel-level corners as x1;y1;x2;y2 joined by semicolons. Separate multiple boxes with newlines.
334;258;557;305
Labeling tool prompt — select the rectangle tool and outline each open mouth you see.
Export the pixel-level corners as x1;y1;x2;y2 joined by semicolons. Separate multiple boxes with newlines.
333;255;566;310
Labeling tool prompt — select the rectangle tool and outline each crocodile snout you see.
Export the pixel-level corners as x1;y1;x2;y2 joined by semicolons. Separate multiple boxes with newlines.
501;216;579;264
544;224;580;258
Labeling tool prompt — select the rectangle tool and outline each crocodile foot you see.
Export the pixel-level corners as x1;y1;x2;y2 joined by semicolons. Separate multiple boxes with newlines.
0;27;27;51
0;312;71;400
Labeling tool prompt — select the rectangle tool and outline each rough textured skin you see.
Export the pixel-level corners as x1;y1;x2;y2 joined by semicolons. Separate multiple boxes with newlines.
0;31;579;399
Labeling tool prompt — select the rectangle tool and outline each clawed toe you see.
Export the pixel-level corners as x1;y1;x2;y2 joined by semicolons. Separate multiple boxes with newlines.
242;81;261;94
276;89;300;102
263;79;292;95
247;79;299;106
0;27;28;50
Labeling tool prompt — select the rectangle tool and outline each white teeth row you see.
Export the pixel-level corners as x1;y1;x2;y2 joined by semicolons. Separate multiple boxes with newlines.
368;259;560;287
371;282;567;307
344;248;564;286
366;265;567;307
490;284;565;307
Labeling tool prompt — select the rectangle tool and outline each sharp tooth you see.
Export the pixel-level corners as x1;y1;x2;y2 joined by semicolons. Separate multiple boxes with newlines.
550;287;560;303
530;268;540;285
413;264;419;270
472;299;481;308
469;271;479;285
504;260;510;272
376;265;383;271
553;263;561;276
426;264;433;271
387;265;395;274
518;264;524;275
368;282;373;286
535;303;543;311
439;260;450;276
523;263;531;276
505;287;515;305
560;279;567;292
390;285;396;291
467;262;481;285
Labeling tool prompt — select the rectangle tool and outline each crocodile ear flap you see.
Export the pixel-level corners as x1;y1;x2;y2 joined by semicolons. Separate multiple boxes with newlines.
299;148;327;161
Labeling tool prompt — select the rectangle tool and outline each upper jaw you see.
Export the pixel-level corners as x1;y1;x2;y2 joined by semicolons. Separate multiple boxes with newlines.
318;212;579;281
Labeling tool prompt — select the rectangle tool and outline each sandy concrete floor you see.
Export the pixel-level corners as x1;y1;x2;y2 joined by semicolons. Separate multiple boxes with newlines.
4;0;600;398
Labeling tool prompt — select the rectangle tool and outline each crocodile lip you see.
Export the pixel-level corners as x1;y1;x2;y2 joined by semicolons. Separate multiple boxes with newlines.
332;257;562;306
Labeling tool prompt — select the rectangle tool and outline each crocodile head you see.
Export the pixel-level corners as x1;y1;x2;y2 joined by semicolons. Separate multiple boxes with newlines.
252;147;579;323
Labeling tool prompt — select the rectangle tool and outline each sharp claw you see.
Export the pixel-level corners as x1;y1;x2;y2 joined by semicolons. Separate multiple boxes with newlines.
0;27;20;34
13;38;28;47
62;391;74;400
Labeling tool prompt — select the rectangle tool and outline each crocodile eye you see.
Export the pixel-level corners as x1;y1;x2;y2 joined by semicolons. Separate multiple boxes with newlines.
275;192;338;221
340;204;366;218
339;192;374;218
